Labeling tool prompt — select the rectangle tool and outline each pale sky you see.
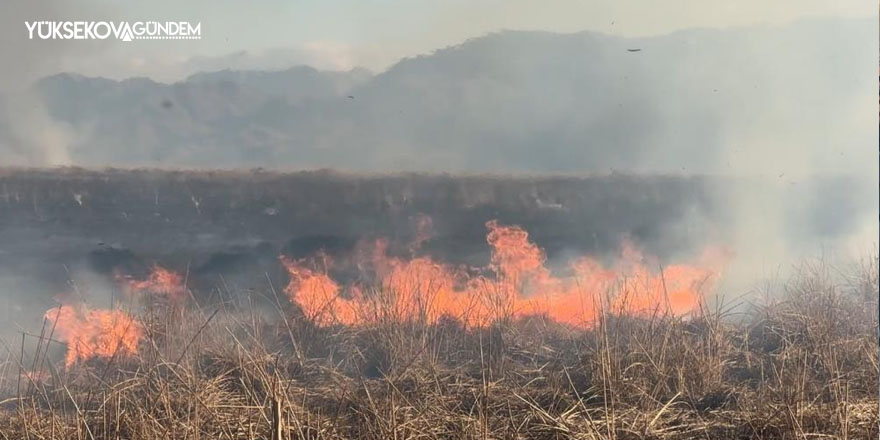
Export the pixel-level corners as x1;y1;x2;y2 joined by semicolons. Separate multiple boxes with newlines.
4;0;877;85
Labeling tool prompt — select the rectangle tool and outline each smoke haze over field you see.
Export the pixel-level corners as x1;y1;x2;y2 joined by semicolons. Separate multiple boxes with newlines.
1;17;873;179
0;6;876;334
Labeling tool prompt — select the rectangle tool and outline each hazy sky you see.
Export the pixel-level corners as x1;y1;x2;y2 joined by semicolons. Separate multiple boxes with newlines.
4;0;876;85
0;0;875;264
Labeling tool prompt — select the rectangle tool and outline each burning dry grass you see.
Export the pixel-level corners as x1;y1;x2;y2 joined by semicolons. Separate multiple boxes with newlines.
0;256;876;439
278;221;725;329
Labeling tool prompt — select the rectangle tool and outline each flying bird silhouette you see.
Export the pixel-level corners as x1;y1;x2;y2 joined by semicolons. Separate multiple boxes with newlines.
627;48;642;52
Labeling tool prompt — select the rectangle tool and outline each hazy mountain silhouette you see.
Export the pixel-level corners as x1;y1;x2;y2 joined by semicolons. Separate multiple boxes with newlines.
14;17;875;175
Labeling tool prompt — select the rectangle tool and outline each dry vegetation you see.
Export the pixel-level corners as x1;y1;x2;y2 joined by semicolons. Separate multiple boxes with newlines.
0;258;877;439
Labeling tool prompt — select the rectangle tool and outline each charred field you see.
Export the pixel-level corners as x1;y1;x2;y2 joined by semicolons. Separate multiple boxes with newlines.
0;168;876;439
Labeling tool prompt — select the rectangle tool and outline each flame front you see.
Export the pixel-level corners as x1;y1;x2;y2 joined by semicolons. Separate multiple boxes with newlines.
280;254;359;325
45;305;143;367
120;265;186;301
281;220;726;328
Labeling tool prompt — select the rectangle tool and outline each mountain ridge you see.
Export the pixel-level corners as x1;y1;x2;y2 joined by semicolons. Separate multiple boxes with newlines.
1;17;873;174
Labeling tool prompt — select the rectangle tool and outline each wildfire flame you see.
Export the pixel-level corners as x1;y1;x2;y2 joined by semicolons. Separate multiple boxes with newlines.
45;305;143;367
281;220;727;328
279;254;359;326
119;265;186;301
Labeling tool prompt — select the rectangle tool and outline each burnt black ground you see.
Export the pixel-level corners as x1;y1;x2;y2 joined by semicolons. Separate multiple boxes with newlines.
0;168;868;332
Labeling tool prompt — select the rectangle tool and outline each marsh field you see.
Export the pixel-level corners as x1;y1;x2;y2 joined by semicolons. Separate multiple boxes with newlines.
0;169;876;439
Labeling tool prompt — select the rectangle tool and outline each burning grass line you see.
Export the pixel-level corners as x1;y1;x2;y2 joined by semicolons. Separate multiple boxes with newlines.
0;255;877;438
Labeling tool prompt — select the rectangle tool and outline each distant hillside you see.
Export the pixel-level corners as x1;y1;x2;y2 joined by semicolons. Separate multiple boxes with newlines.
8;18;872;173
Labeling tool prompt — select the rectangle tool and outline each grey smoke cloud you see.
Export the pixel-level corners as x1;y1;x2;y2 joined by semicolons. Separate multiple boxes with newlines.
0;14;876;299
6;17;874;179
12;20;865;173
0;1;119;92
0;0;119;166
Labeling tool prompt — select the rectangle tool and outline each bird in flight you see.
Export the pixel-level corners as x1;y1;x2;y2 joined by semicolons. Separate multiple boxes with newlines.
627;48;642;52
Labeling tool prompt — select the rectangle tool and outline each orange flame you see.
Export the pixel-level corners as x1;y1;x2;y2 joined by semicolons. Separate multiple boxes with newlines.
280;220;727;329
280;255;359;325
119;265;186;301
45;305;143;367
